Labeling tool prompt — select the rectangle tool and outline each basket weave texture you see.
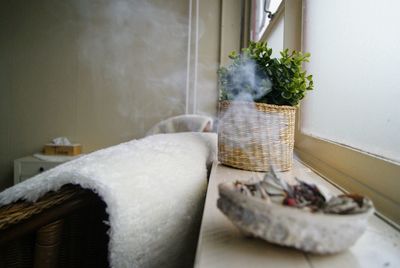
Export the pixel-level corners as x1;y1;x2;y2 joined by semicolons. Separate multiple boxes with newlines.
0;184;109;268
218;101;296;172
0;185;81;230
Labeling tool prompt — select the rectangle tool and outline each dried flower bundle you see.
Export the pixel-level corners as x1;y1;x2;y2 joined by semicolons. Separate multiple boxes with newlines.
233;167;372;215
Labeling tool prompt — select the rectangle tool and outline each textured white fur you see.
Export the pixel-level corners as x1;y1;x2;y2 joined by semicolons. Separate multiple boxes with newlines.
146;114;213;136
0;133;217;268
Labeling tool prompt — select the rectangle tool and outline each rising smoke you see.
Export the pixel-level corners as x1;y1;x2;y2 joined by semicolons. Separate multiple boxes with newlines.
75;0;194;135
218;53;288;170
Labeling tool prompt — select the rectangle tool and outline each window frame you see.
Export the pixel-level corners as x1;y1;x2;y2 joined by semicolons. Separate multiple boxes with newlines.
256;0;400;226
258;0;285;42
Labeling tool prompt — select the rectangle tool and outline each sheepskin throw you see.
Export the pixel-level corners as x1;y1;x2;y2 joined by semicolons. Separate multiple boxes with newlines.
0;133;217;268
146;114;213;136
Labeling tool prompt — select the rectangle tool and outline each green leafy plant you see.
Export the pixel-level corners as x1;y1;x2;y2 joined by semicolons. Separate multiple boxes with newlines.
218;41;314;106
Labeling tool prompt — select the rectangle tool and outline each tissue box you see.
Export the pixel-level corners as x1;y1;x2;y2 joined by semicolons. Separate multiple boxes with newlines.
43;144;82;156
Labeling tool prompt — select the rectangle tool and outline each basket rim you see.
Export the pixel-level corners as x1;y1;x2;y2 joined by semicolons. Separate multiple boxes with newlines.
219;100;297;111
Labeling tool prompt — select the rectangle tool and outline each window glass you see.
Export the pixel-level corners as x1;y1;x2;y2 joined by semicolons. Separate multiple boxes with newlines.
301;0;400;162
265;15;283;58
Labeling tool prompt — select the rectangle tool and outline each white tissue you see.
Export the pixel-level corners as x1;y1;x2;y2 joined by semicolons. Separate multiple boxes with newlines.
52;137;72;146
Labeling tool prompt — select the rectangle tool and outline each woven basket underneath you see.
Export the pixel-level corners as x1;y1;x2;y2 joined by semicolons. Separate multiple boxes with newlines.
218;101;296;172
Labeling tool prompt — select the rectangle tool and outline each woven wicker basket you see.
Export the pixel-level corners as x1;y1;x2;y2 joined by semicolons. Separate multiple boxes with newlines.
218;101;296;172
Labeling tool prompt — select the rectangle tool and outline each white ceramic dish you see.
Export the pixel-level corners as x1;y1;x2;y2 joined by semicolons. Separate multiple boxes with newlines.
217;182;374;254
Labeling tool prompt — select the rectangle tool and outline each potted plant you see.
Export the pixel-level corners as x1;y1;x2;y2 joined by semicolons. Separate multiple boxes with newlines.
217;41;313;171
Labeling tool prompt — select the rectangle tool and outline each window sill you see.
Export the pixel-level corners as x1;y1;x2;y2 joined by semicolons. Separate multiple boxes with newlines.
295;131;400;225
194;159;400;268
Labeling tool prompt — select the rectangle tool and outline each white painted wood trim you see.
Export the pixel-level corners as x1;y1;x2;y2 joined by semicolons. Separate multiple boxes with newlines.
194;160;400;268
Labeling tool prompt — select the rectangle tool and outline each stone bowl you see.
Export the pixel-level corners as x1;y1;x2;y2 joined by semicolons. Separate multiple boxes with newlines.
217;182;374;254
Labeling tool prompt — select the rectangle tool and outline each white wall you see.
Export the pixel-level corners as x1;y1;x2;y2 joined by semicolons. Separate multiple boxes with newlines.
301;0;400;162
0;0;227;190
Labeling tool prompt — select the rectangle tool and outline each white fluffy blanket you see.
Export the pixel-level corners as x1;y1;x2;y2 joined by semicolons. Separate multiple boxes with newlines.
146;114;213;136
0;133;217;268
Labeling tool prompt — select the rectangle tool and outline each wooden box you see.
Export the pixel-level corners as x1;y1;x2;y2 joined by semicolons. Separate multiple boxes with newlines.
43;144;82;156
